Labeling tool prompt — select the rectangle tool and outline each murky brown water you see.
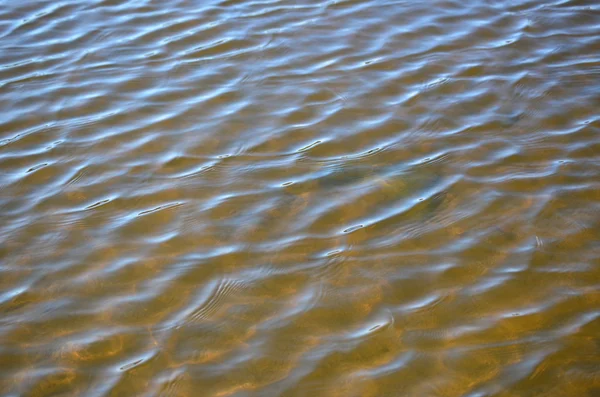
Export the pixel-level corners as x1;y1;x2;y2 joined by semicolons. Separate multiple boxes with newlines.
1;0;600;396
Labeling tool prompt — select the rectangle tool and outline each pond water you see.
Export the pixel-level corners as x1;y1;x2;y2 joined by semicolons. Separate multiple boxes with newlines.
1;0;599;396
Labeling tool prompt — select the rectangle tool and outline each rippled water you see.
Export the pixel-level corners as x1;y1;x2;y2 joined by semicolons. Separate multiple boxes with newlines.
1;0;600;395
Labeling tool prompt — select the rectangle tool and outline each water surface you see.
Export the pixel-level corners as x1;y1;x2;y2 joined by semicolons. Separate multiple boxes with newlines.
1;0;599;396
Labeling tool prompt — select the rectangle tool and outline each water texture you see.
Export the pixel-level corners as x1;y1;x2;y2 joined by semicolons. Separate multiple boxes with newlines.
1;0;599;396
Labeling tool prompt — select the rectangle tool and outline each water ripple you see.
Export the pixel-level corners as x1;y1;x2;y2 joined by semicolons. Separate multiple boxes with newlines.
1;0;599;395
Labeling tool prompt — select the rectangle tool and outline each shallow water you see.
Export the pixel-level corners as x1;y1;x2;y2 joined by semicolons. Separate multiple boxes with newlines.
1;0;600;396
